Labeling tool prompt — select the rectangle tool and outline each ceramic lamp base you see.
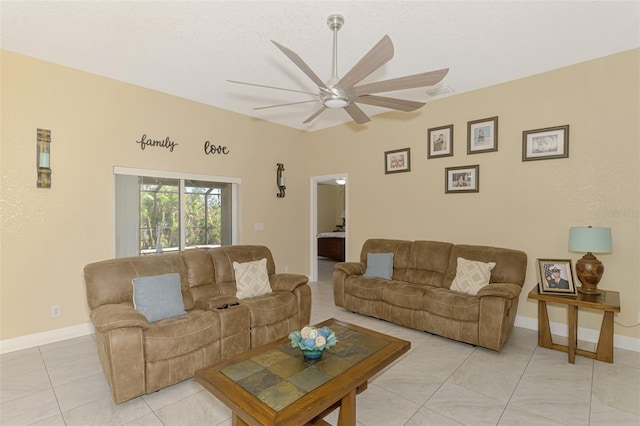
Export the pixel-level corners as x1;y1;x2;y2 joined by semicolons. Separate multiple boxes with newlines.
575;253;604;295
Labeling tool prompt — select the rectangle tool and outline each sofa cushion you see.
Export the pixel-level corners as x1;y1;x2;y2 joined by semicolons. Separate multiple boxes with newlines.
84;252;193;310
132;273;187;323
239;290;298;328
364;253;394;280
144;309;221;362
209;246;277;296
382;283;430;310
233;258;272;299
450;257;496;295
423;287;480;322
443;245;527;289
344;276;388;301
404;241;453;287
360;239;412;280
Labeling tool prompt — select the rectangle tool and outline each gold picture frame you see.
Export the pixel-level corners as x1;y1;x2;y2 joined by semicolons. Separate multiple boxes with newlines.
537;259;576;295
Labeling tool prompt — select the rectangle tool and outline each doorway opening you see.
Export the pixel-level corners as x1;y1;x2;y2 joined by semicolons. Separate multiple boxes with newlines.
310;174;348;282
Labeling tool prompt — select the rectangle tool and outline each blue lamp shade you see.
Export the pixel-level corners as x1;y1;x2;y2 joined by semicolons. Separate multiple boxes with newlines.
569;227;612;253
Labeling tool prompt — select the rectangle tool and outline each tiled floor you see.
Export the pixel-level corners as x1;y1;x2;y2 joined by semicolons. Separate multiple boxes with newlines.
1;280;639;426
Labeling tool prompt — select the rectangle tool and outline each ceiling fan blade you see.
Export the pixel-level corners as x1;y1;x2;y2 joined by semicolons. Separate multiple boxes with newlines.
254;100;320;111
271;40;328;90
303;106;327;124
353;68;449;96
344;103;371;124
227;80;317;96
339;35;394;90
354;95;425;112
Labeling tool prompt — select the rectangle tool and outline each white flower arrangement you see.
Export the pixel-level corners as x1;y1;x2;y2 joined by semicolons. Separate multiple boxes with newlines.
289;325;337;353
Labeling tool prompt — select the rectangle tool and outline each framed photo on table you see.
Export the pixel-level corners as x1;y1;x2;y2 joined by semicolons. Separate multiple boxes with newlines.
427;124;453;158
445;165;479;193
522;125;569;161
467;116;498;154
384;148;411;174
537;259;576;295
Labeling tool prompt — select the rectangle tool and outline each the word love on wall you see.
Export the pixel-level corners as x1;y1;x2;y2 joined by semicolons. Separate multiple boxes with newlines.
203;140;230;156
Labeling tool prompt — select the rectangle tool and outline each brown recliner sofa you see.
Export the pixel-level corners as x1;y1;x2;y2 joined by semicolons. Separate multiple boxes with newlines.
84;245;311;403
333;239;527;351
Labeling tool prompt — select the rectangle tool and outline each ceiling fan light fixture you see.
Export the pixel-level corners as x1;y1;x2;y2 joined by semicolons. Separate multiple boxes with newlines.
324;98;349;108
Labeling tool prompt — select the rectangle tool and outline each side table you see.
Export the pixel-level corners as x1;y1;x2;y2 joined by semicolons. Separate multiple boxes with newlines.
528;286;620;364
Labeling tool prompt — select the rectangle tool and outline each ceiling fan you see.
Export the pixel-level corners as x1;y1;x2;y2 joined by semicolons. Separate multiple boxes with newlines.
228;14;449;125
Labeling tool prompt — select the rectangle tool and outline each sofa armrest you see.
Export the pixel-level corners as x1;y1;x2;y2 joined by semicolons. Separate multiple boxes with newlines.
270;273;309;292
476;283;522;299
90;304;149;332
335;262;365;276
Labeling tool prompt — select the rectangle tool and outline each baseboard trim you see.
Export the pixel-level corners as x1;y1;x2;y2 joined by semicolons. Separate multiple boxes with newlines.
0;322;95;354
515;314;640;353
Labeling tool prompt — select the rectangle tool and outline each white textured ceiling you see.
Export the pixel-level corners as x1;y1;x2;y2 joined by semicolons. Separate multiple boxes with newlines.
2;1;639;132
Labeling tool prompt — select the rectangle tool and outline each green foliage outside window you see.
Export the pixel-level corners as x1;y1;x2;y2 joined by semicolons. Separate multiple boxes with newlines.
139;178;224;254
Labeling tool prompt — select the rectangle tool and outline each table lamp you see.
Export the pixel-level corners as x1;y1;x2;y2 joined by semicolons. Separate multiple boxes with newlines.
569;226;612;295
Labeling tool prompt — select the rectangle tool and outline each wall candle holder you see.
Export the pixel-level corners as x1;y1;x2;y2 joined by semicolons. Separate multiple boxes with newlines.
276;163;286;198
36;128;52;188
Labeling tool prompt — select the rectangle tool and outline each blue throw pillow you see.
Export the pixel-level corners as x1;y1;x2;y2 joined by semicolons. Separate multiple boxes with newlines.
132;273;186;323
364;253;394;280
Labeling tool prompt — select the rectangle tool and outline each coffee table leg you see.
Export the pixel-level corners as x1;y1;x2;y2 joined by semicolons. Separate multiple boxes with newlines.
337;388;357;426
232;414;249;426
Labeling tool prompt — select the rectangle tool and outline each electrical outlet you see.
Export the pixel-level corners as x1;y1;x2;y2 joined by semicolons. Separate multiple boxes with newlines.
284;266;289;273
51;305;60;317
637;311;640;323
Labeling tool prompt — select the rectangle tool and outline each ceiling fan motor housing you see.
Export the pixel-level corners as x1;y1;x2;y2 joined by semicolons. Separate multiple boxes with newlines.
321;79;351;108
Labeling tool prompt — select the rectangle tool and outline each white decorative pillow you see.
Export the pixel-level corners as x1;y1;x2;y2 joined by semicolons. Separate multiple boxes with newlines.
233;258;272;299
450;257;496;295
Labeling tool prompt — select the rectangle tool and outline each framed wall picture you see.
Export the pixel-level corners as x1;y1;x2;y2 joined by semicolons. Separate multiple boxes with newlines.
467;116;498;154
522;125;569;161
427;124;453;158
445;165;479;193
537;259;576;295
384;148;411;174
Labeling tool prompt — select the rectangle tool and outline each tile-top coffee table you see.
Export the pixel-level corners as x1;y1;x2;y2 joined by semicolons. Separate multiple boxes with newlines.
196;318;410;426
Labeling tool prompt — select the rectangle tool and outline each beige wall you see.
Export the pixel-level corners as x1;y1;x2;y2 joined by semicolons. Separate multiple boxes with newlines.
305;49;639;342
317;184;344;232
1;48;638;346
0;51;309;340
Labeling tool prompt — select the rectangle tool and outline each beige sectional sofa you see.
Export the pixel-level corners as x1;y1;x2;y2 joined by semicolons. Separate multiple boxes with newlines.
84;245;311;403
333;239;527;351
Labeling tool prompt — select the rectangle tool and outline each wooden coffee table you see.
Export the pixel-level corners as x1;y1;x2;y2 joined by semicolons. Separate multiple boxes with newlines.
196;318;410;425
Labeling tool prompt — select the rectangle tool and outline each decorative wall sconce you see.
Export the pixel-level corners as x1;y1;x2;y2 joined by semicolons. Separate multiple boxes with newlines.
276;163;286;198
36;128;52;188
